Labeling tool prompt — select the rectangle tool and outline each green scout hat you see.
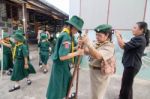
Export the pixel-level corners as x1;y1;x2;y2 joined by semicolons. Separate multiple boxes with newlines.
40;33;48;40
94;24;112;33
15;29;24;35
66;16;84;33
14;33;25;42
3;32;10;38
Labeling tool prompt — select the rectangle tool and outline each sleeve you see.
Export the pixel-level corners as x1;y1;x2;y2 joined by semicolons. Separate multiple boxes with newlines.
124;37;143;51
100;44;114;61
58;34;71;57
22;45;29;57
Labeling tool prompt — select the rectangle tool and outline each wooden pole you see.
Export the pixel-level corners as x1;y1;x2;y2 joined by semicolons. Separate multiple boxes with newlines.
66;30;88;99
75;56;82;99
66;55;82;99
1;30;4;79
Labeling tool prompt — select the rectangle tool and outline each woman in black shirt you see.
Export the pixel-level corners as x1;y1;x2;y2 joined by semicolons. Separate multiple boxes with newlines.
115;22;150;99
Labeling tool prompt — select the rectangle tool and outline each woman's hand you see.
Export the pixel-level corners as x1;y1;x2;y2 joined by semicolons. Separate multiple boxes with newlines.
82;35;89;43
115;30;125;49
115;30;122;38
78;34;89;45
78;37;84;47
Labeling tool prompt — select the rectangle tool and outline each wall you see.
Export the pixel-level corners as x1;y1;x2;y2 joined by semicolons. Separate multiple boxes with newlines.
145;0;150;29
70;0;147;30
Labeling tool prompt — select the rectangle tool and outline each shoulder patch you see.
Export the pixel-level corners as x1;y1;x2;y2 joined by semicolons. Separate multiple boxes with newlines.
63;41;71;49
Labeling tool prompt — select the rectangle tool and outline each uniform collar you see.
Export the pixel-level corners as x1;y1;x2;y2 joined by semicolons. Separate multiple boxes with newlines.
95;40;110;48
62;28;70;34
96;40;110;45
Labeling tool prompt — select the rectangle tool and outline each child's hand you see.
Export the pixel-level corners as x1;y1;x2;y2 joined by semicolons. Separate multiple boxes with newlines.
24;64;29;69
77;48;84;56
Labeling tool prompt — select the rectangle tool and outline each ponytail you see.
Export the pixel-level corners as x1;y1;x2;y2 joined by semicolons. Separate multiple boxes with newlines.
136;22;149;46
145;29;150;46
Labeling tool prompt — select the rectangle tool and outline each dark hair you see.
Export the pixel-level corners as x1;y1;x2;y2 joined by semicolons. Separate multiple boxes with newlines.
100;29;113;42
136;22;150;46
63;23;75;35
64;22;81;35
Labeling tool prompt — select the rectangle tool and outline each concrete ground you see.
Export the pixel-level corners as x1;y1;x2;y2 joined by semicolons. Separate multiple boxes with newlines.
0;44;150;99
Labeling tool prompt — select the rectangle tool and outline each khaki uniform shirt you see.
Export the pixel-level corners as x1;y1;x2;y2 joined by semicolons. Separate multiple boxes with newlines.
89;41;114;67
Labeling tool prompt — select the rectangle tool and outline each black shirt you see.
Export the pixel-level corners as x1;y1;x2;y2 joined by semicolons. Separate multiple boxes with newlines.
122;34;146;69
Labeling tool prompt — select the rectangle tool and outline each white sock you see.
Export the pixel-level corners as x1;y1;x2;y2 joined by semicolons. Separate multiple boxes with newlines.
14;82;20;87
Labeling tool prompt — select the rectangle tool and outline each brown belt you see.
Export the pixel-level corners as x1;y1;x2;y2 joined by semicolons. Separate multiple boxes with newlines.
91;66;101;70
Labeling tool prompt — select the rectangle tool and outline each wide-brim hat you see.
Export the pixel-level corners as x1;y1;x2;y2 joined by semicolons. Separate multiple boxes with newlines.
13;33;25;42
66;16;84;33
3;32;10;38
94;24;112;33
15;29;25;35
40;33;48;40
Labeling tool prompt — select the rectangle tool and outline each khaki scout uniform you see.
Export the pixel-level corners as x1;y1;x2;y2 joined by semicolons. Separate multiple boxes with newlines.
89;41;114;99
88;24;115;99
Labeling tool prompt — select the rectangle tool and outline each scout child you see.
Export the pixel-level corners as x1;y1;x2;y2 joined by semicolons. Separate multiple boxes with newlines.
0;32;13;75
9;33;36;92
15;29;31;61
38;31;49;67
46;16;84;99
38;33;50;73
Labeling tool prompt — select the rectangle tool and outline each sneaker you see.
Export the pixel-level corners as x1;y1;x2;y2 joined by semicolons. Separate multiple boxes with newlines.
43;69;48;74
7;71;12;76
27;79;32;85
69;92;76;99
9;86;20;92
39;65;43;69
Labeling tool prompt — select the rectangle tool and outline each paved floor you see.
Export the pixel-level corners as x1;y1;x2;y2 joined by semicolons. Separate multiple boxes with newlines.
0;44;150;99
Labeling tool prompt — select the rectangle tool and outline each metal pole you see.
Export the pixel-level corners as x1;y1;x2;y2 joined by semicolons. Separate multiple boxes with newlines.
1;30;4;79
22;3;27;34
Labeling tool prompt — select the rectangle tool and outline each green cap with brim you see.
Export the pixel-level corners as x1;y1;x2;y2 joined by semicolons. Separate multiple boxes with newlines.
14;29;25;35
13;33;25;42
94;24;112;33
3;32;10;38
40;33;48;40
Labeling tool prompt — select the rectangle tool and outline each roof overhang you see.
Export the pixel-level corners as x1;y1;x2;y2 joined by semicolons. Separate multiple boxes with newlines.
26;0;69;20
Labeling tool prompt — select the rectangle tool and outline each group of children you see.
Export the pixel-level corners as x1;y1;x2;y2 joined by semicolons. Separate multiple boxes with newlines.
0;29;51;92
